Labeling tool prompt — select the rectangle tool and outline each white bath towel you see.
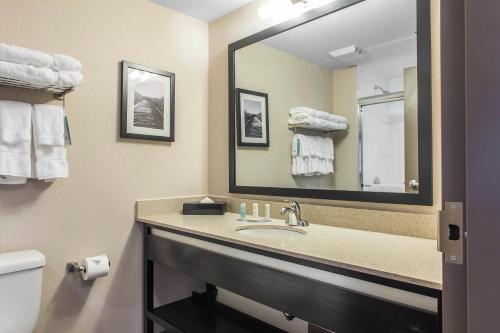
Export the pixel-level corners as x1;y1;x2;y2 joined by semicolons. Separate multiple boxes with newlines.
290;107;348;124
0;43;53;68
0;100;32;144
33;104;65;146
0;61;58;87
291;134;334;176
55;71;83;88
292;156;334;176
0;101;32;184
51;53;82;72
33;104;68;181
292;134;333;159
34;146;68;181
0;141;32;179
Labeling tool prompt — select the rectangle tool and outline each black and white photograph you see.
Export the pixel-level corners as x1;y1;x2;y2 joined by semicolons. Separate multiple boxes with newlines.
121;61;175;142
133;80;165;130
236;89;269;147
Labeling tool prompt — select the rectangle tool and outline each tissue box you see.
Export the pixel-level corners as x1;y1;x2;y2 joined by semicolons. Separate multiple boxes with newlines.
182;202;226;215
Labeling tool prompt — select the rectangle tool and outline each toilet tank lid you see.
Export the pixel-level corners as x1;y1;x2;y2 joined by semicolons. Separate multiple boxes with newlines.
0;250;46;275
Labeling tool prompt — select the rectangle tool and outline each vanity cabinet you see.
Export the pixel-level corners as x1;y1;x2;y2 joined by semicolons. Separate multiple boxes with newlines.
142;223;441;333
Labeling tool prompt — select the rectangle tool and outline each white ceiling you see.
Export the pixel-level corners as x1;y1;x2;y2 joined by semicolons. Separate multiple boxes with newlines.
261;0;417;73
151;0;254;22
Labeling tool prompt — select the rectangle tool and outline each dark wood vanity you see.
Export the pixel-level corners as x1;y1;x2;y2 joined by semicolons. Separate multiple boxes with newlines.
141;220;441;333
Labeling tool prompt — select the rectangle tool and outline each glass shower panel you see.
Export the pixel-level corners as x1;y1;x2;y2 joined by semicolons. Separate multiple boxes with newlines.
361;100;405;193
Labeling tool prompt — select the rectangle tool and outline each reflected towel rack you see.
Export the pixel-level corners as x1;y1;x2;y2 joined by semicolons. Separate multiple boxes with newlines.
0;76;74;100
288;124;346;134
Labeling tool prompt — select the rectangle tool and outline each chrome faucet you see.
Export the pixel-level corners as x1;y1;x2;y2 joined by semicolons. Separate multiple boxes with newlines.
280;200;309;227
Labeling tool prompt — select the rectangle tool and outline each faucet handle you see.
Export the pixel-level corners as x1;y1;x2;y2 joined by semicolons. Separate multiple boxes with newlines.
284;199;300;212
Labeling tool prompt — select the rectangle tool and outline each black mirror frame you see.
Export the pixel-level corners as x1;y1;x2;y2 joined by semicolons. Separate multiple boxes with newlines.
228;0;432;206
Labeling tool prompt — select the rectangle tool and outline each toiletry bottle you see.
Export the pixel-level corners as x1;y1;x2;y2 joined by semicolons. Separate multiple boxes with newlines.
265;204;271;221
240;203;247;219
252;203;259;219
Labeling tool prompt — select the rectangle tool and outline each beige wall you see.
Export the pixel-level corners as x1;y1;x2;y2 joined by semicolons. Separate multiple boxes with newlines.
235;42;334;188
0;1;208;332
404;66;419;193
331;66;359;190
209;0;441;215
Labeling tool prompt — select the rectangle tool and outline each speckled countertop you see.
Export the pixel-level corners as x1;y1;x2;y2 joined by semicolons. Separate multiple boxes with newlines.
137;212;442;290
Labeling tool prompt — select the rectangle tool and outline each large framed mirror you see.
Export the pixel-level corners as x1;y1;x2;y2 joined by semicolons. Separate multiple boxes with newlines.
229;0;432;205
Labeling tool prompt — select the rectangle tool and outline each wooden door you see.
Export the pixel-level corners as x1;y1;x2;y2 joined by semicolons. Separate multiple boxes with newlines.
441;1;468;332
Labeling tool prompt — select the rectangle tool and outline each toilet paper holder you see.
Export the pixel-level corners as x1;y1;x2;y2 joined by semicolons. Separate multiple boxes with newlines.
66;259;111;275
67;261;85;274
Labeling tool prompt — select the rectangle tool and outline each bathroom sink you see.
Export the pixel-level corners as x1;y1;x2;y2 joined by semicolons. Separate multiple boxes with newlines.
235;225;306;238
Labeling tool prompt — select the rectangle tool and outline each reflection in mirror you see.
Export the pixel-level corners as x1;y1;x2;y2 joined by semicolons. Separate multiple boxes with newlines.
234;0;420;194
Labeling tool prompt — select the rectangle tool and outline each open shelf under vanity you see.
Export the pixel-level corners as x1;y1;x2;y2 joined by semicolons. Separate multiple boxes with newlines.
149;285;285;333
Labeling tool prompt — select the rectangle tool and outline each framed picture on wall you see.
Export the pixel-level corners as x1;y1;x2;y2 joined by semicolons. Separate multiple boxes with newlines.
120;61;175;142
236;89;270;147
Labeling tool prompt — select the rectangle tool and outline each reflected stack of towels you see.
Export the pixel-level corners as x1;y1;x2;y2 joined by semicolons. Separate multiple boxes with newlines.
292;134;334;176
0;42;82;88
0;101;68;185
288;107;348;132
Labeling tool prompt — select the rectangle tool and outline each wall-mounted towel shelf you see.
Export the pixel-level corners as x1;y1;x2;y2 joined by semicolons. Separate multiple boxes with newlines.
0;76;74;99
288;124;345;134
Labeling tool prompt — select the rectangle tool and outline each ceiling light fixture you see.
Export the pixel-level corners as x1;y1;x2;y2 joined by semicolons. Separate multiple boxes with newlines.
290;0;309;7
259;0;336;23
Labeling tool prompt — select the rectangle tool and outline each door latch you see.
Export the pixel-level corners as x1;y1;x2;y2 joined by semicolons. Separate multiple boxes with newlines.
438;202;464;265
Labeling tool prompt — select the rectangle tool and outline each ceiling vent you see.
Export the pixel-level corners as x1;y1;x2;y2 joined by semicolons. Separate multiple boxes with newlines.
329;45;367;62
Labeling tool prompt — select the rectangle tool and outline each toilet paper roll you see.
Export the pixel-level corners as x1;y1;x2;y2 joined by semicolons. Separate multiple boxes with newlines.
82;255;110;281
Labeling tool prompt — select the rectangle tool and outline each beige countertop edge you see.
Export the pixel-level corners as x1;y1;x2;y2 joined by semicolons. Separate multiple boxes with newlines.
136;216;442;291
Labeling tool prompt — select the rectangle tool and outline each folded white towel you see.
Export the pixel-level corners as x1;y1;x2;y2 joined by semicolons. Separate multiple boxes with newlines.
0;101;32;144
55;71;83;88
32;104;68;181
35;146;68;181
51;53;82;72
291;134;334;176
0;43;53;68
290;107;348;124
292;156;333;176
0;101;32;184
0;61;58;87
0;141;32;179
33;105;65;146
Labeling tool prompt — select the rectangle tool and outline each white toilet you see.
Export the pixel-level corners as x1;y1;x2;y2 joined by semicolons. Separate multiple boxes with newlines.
0;250;46;333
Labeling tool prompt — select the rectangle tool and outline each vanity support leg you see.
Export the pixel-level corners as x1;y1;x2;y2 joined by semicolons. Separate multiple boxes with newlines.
143;225;154;333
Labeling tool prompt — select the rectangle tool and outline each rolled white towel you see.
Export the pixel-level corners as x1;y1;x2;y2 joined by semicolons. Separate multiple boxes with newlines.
55;71;83;88
0;61;58;87
51;53;82;72
290;107;348;124
0;43;53;68
0;100;32;144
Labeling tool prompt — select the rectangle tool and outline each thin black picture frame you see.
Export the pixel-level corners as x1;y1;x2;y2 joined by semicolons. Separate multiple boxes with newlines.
120;61;175;142
236;88;270;147
228;0;433;206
